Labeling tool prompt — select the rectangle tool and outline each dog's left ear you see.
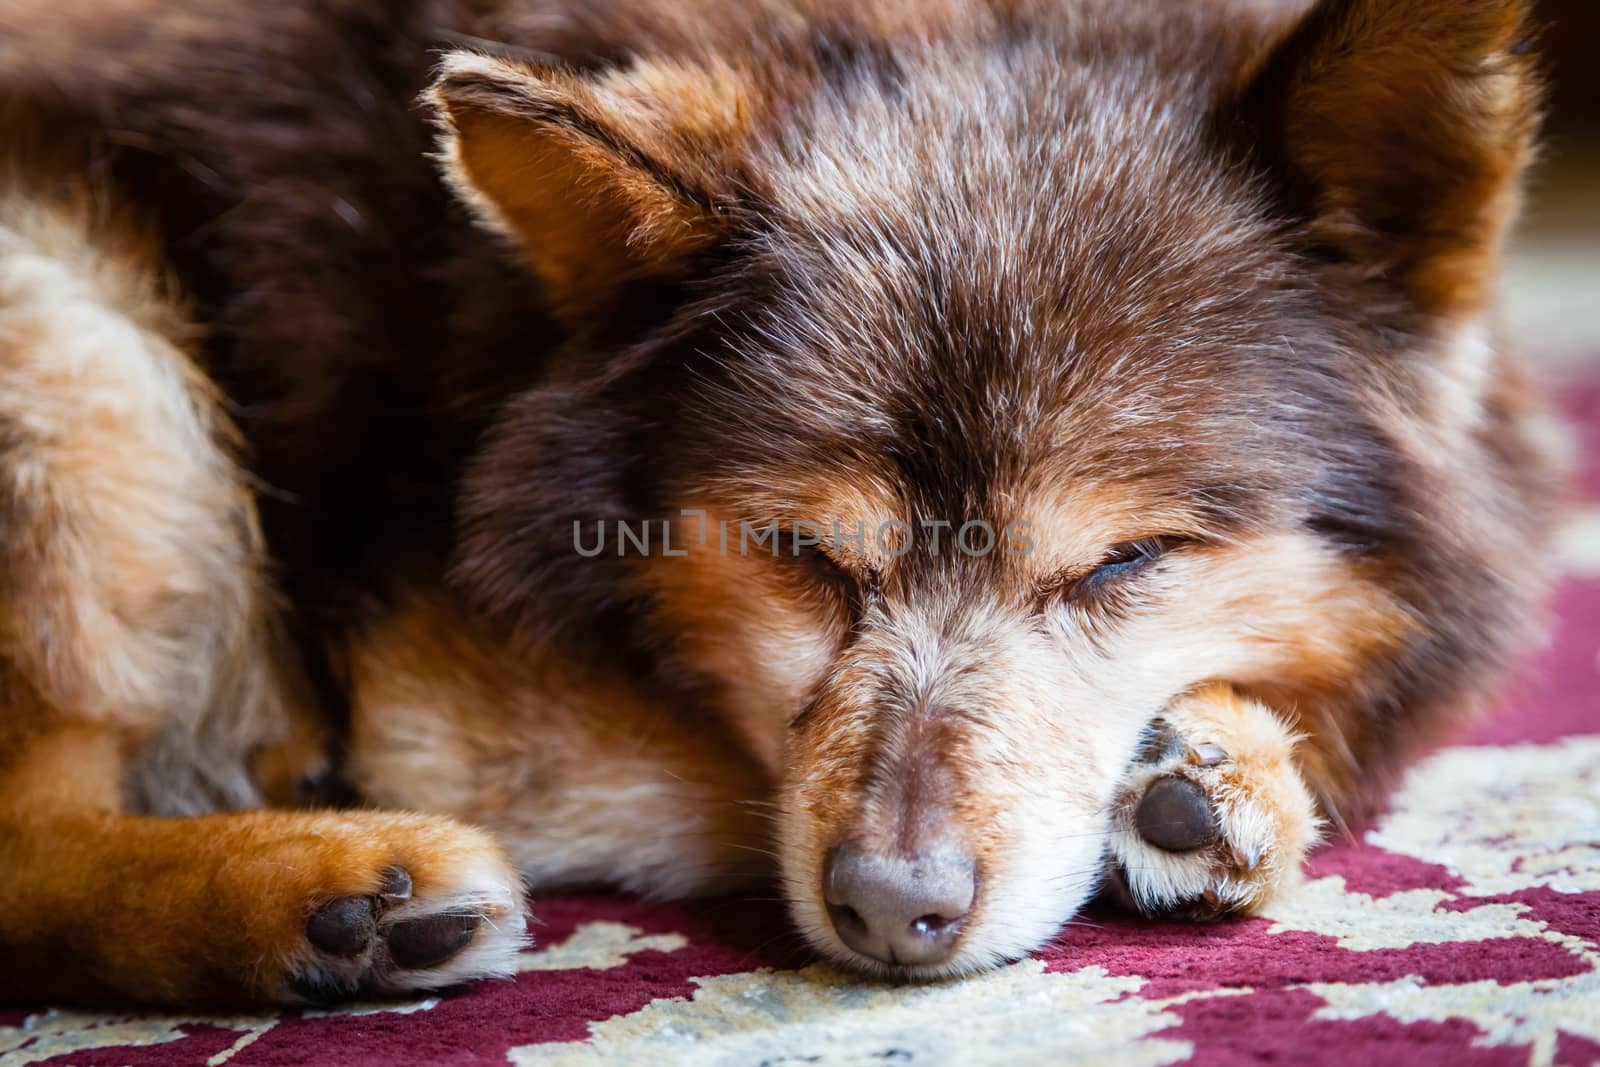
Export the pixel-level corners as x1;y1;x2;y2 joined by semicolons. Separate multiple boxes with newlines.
1233;0;1542;322
427;52;747;325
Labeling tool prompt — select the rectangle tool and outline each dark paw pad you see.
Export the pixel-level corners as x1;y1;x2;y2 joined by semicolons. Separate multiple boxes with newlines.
388;913;481;970
1135;777;1221;853
306;897;377;958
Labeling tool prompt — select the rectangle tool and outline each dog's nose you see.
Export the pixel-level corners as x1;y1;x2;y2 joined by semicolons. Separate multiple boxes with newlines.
822;842;976;967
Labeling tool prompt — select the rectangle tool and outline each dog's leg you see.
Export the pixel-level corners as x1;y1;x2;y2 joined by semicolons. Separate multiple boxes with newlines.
1104;684;1321;919
0;715;526;1007
0;184;524;1007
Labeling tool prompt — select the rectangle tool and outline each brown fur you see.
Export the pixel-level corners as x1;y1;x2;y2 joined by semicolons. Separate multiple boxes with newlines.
0;0;1559;1002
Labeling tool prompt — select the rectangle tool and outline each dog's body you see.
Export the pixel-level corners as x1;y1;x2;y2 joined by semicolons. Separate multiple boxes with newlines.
0;0;1558;1006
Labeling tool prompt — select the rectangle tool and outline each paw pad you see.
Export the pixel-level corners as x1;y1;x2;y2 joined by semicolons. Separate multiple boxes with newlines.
305;897;377;958
388;913;482;970
300;864;484;984
1135;777;1221;852
303;865;416;962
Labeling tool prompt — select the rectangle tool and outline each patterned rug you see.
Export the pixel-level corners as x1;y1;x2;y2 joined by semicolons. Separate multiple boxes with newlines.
4;376;1597;1067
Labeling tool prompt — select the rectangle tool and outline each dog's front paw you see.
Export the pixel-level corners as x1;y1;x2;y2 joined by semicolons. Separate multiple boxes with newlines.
242;813;528;1005
1104;684;1320;920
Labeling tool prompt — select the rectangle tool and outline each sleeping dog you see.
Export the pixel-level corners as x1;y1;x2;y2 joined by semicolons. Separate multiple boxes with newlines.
0;0;1557;1005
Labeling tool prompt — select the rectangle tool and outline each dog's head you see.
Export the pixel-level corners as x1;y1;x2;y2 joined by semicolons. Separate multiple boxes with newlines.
431;0;1546;974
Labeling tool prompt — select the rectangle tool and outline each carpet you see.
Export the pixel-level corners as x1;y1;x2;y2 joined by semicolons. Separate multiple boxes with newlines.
3;376;1597;1067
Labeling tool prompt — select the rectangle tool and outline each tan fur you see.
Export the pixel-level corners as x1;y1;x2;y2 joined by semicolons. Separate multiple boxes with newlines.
0;181;296;811
0;183;525;1007
643;508;855;771
347;589;773;897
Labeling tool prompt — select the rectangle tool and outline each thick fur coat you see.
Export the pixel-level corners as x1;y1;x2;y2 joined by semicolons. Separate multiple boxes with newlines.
0;0;1559;1005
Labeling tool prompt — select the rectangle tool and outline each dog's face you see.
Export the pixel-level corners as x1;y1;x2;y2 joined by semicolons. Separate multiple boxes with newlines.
435;0;1540;973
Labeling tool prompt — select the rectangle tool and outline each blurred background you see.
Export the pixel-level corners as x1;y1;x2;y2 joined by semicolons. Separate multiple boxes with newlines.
1516;0;1599;728
1508;0;1600;376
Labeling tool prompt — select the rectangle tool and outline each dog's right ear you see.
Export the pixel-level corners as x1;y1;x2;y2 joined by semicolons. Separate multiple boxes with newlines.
427;52;747;324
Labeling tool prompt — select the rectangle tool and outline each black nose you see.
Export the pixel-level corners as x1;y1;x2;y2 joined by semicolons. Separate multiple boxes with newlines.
822;842;976;967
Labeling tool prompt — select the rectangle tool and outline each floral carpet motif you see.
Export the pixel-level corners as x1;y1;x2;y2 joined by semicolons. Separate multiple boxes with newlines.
3;377;1596;1066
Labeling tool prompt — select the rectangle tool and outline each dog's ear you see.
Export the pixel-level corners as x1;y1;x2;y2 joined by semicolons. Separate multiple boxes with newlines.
427;52;746;323
1234;0;1541;321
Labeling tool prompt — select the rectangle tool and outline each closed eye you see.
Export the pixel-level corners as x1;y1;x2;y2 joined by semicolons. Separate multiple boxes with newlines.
1047;537;1182;604
776;530;875;609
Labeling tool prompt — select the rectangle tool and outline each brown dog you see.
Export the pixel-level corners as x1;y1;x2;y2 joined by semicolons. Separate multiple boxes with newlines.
0;0;1558;1006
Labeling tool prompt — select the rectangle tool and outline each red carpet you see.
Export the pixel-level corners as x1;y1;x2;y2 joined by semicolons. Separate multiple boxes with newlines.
4;375;1597;1066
